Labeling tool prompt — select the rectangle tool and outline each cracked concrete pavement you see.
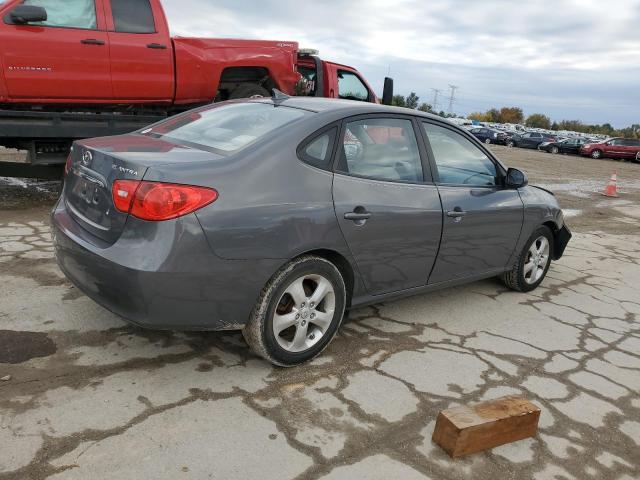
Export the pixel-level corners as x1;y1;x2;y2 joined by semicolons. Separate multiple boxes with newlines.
1;149;639;479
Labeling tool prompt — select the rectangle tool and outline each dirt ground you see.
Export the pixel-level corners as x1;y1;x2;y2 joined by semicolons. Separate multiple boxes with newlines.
1;147;639;480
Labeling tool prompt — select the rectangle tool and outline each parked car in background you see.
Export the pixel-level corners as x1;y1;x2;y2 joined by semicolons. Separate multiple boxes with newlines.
469;127;510;145
52;96;571;366
507;132;557;149
539;138;590;155
580;138;640;161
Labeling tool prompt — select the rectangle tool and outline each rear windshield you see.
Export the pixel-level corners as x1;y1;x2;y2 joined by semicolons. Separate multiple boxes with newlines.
143;102;307;155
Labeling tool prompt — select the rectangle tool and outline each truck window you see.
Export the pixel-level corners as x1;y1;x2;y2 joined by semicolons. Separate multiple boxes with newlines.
111;0;156;33
22;0;97;29
338;71;369;101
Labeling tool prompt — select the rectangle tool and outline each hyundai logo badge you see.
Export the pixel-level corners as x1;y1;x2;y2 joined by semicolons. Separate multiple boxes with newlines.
81;150;93;166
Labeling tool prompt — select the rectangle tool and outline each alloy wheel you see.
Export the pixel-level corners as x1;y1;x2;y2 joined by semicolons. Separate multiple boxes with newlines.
523;236;550;285
551;146;559;154
272;274;336;353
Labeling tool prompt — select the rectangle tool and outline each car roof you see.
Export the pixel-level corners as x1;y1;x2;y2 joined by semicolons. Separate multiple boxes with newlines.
250;96;445;121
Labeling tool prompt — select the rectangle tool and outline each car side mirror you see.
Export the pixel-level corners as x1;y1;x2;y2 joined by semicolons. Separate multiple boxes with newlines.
505;168;528;189
9;5;47;24
382;77;394;106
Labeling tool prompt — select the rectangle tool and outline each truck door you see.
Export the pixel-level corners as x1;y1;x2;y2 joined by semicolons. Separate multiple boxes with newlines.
104;0;174;101
1;0;112;100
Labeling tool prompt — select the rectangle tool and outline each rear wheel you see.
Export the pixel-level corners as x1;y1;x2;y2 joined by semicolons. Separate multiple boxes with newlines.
551;146;559;154
591;149;603;159
484;138;492;144
243;256;346;367
502;226;554;293
507;140;515;148
635;151;640;163
229;84;270;100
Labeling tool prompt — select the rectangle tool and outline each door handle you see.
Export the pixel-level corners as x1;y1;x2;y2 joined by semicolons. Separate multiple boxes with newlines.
446;208;467;218
344;212;372;221
147;43;168;49
81;38;105;45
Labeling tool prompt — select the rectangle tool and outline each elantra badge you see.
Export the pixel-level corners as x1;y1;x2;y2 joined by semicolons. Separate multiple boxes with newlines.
81;150;92;166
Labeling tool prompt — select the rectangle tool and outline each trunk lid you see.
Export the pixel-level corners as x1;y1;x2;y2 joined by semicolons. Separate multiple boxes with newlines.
64;134;222;244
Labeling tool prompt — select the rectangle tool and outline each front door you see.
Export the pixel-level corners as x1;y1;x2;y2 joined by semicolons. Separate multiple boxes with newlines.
421;121;524;283
332;116;442;295
104;0;173;100
1;0;111;100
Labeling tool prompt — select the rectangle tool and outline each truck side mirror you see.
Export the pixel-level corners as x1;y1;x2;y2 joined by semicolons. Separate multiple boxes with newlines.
382;77;394;106
9;5;47;24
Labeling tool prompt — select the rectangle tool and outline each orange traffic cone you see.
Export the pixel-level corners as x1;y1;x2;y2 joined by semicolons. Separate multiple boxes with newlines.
602;172;619;197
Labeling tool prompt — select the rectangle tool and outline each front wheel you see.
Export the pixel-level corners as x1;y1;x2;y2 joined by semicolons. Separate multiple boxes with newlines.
502;226;554;293
484;138;492;144
591;149;603;159
551;146;559;154
507;140;515;148
243;256;346;367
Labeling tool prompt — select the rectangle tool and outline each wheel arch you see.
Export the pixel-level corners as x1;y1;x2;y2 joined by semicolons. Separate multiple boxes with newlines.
293;249;356;309
218;66;275;100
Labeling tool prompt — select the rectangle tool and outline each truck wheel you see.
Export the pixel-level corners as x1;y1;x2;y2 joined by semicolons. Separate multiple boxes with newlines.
229;84;270;100
243;255;346;367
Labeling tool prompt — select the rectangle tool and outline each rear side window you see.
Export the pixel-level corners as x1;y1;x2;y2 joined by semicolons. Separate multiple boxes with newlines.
298;128;337;169
22;0;97;29
145;102;307;154
337;118;423;183
111;0;155;33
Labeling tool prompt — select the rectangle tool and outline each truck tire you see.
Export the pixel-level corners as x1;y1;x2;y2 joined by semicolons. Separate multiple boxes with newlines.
229;84;270;100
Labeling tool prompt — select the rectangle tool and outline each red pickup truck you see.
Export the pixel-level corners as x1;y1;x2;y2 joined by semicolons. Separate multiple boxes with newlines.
0;0;392;174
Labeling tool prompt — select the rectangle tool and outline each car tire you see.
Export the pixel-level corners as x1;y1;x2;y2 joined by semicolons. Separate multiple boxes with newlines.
502;226;554;293
635;151;640;163
243;255;346;367
229;84;270;100
484;138;492;144
591;149;603;159
507;140;515;148
551;146;559;154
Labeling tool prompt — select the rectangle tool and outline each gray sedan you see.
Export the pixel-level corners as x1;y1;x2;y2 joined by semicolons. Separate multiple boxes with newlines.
52;95;571;366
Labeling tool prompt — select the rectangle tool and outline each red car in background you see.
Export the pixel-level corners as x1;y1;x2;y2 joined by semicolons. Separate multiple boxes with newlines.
580;138;640;162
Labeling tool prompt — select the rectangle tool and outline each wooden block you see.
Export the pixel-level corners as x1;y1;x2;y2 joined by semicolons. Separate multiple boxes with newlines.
432;395;540;458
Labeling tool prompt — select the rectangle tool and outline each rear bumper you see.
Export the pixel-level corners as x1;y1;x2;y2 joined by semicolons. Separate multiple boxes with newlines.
51;198;281;331
553;225;572;260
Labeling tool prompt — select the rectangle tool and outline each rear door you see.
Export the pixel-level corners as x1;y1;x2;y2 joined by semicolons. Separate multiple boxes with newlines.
1;0;111;100
332;115;443;295
104;0;174;100
421;121;523;283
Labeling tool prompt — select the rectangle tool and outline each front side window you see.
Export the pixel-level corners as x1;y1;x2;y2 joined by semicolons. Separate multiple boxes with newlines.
423;123;498;186
111;0;155;33
144;102;307;154
337;118;423;183
22;0;97;29
338;71;369;102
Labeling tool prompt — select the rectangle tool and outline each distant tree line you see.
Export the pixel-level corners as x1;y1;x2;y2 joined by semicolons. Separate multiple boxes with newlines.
466;107;638;139
391;93;638;138
391;93;457;118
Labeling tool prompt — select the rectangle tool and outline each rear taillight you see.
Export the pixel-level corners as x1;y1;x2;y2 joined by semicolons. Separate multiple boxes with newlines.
112;180;218;221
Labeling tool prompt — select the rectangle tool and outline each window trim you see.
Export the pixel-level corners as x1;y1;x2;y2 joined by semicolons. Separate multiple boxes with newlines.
420;119;507;189
296;123;339;171
331;113;433;186
4;0;100;31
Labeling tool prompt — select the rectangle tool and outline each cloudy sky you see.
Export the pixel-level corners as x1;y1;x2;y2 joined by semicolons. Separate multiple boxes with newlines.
164;0;639;127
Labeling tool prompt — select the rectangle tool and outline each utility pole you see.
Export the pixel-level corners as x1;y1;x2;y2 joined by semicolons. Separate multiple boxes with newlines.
448;85;458;114
431;88;441;112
